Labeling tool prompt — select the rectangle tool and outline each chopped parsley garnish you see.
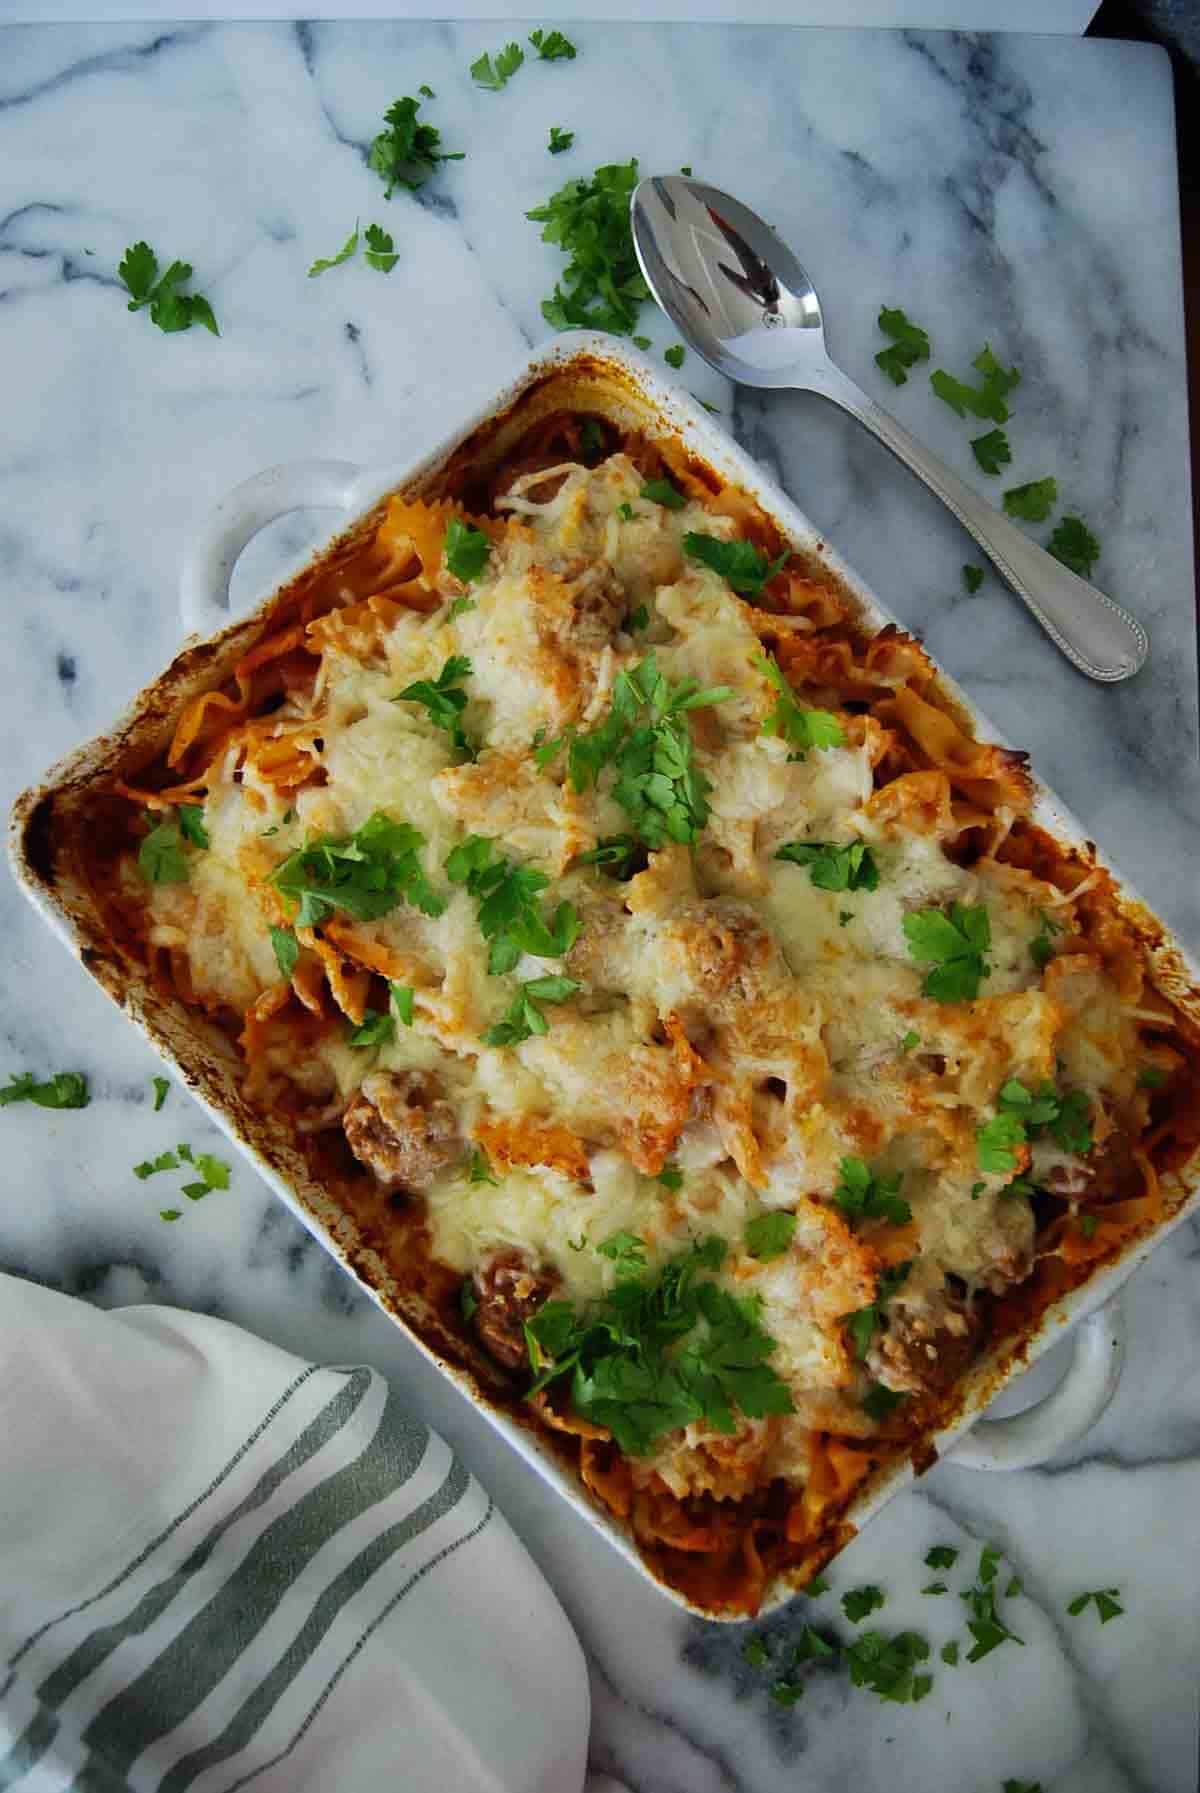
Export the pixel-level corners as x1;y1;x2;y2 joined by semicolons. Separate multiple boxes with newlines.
639;478;686;510
805;1574;831;1597
348;1009;394;1049
529;27;577;59
445;835;579;974
118;242;219;336
363;223;399;273
898;1030;920;1055
270;926;299;980
471;42;524;88
1048;514;1100;578
833;1156;911;1227
394;654;476;759
575;835;644;880
308;225;359;278
978;1077;1093;1173
443;517;491;583
138;818;190;885
657;1163;684;1191
745;1210;797;1261
941;1641;960;1666
1;1071;89;1110
547;126;574;154
1067;1588;1123;1623
970;427;1012;474
976;1111;1027;1175
962;563;985;594
742;1634;771;1668
616;502;635;522
874;306;930;386
842;1585;886;1624
270;811;444;928
562;654;732;849
930;345;1020;423
447;596;477;622
625;600;648;626
684;533;787;596
770;1680;804;1706
528;158;649;335
1030;909;1061;970
902;903;991;1002
843;1261;912;1361
467;1145;499;1186
925;1544;959;1569
178;805;209;848
774;839;878;892
523;1233;793;1456
664;344;686;369
596;1229;647;1272
959;1548;1024;1661
390;983;415;1027
134;1150;179;1180
152;1076;169;1112
757;654;844;757
632;335;652;350
844;1630;931;1703
483;975;580;1046
862;1381;907;1422
1003;478;1058;523
368;95;464;198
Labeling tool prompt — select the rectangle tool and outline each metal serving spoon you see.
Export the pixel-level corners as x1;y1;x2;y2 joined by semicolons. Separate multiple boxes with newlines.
631;174;1148;683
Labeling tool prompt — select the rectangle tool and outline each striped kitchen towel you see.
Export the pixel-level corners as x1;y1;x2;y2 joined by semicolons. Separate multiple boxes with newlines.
0;1273;590;1793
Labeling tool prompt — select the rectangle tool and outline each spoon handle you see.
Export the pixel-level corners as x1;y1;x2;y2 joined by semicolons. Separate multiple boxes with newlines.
802;360;1147;682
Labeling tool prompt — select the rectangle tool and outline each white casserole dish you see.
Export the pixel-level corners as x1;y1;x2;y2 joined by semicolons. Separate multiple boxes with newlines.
11;332;1200;1616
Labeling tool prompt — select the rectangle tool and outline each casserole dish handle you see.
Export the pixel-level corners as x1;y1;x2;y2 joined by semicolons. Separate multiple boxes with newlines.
180;460;377;634
949;1297;1124;1471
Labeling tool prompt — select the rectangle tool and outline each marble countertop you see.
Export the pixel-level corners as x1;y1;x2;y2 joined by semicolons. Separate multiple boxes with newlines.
1;21;1197;1793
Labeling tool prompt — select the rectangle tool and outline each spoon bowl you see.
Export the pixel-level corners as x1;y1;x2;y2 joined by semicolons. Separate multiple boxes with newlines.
631;173;1149;682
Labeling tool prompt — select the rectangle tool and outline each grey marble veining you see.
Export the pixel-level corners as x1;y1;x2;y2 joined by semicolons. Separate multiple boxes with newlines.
0;22;1197;1793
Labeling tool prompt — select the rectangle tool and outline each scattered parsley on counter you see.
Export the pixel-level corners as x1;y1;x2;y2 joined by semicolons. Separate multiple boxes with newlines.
548;126;575;155
1067;1588;1124;1623
757;654;844;756
960;1546;1025;1662
833;1156;911;1227
134;1150;179;1180
664;344;686;370
575;834;644;880
308;225;360;278
977;1077;1093;1174
903;903;991;1002
369;95;463;197
179;1147;231;1202
270;812;444;927
1047;514;1100;578
874;306;931;386
941;1641;960;1666
394;654;477;759
152;1076;169;1112
529;27;577;59
925;1544;959;1570
528;159;649;334
962;563;985;594
970;427;1012;474
596;1229;648;1272
774;839;878;892
471;42;525;90
443;517;491;583
160;1208;182;1222
804;1574;831;1597
1;1071;89;1110
1003;1782;1043;1793
270;926;299;980
845;1630;932;1703
842;1585;887;1623
363;224;399;272
930;345;1019;423
745;1210;797;1261
1002;477;1057;523
742;1634;771;1668
118;242;219;336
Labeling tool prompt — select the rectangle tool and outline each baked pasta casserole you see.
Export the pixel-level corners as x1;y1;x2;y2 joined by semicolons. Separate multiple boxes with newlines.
64;383;1200;1614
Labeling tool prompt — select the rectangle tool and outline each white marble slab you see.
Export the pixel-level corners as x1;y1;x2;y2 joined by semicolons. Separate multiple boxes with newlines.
0;22;1196;1793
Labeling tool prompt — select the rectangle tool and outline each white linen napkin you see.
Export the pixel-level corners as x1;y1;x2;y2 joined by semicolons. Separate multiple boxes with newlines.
0;1273;591;1793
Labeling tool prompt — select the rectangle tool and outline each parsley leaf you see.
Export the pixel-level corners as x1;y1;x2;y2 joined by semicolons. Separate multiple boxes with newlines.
770;1679;804;1706
805;1574;830;1597
833;1156;911;1227
443;517;491;583
656;1163;684;1191
134;1149;179;1180
758;655;844;756
270;811;444;927
898;1030;920;1055
390;983;415;1027
1138;1064;1168;1089
394;654;476;759
862;1381;907;1422
742;1634;771;1668
978;1077;1093;1171
1003;477;1058;523
960;1562;1024;1662
152;1076;169;1112
843;1261;912;1361
930;343;1020;423
177;805;209;848
446;835;579;974
664;344;686;370
902;903;991;1002
471;42;526;90
1030;909;1060;970
977;1111;1027;1174
548;126;575;155
529;27;577;59
270;926;299;980
363;223;399;273
616;502;635;523
181;1150;231;1201
447;595;476;622
483;975;580;1046
1067;1588;1123;1624
745;1210;797;1261
640;478;686;510
160;1208;182;1222
138;818;190;885
842;1584;886;1624
684;533;787;596
874;306;931;386
844;1629;931;1703
118;242;219;336
962;563;985;594
925;1544;959;1570
774;839;878;892
574;835;644;880
1;1071;89;1110
348;1008;394;1049
467;1145;499;1186
308;225;359;278
632;335;652;350
528;159;649;335
369;96;464;198
970;427;1012;474
941;1641;960;1666
597;1229;647;1273
1048;514;1100;578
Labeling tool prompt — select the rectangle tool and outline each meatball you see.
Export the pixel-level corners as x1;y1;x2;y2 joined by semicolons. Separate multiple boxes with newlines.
471;1250;561;1372
342;1071;460;1194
